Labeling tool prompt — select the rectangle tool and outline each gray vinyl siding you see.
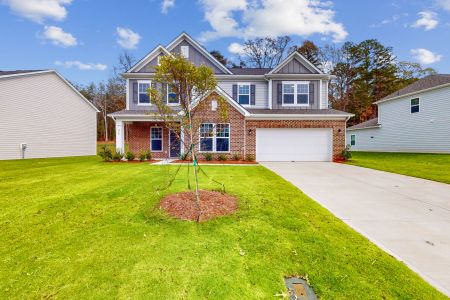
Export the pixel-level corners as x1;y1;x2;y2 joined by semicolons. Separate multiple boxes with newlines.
138;53;164;73
0;72;97;160
217;81;268;108
347;86;450;153
171;40;225;74
275;57;315;74
271;80;320;109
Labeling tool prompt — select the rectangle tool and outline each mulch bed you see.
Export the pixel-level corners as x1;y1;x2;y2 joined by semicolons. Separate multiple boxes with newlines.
172;160;258;165
159;190;238;222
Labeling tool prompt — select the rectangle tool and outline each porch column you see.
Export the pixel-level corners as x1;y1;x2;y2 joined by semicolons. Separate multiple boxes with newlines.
180;125;185;155
115;119;125;153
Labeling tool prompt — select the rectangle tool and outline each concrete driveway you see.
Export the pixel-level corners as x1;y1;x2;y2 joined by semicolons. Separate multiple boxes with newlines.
261;162;450;296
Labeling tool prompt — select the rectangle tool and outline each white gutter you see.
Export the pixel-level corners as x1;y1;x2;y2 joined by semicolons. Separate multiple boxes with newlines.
347;125;381;131
0;70;53;79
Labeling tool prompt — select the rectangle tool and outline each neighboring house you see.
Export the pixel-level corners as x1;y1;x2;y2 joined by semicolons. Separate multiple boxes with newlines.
0;70;99;160
110;32;352;162
347;74;450;153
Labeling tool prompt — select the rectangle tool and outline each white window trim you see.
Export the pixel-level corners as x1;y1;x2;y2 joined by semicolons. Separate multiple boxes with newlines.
410;97;420;114
350;134;356;146
199;123;231;153
181;45;189;59
166;84;180;106
137;80;151;106
150;127;163;152
157;56;161;65
237;83;251;107
282;81;310;107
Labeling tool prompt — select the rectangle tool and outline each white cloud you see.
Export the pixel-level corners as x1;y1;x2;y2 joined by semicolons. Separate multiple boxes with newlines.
412;11;438;30
2;0;72;23
228;42;246;55
199;0;348;43
116;27;141;49
161;0;175;14
411;48;442;64
55;60;107;71
436;0;450;11
42;26;77;47
370;13;408;28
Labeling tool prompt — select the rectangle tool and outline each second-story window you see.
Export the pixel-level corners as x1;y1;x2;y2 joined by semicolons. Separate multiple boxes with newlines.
282;81;309;106
411;98;420;113
181;46;189;59
167;84;179;105
238;84;250;105
138;81;151;105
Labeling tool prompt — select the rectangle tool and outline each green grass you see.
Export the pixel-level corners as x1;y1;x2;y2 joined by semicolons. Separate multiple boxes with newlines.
347;152;450;184
0;156;446;299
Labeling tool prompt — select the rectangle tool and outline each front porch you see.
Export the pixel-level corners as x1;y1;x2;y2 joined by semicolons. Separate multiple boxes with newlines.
115;120;182;159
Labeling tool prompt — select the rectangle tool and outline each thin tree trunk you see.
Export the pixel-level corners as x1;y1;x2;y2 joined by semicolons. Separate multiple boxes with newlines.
186;101;201;222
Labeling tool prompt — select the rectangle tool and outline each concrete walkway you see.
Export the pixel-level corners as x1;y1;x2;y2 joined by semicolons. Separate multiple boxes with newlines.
261;162;450;296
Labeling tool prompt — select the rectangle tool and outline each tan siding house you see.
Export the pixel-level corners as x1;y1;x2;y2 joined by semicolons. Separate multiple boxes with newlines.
0;70;99;160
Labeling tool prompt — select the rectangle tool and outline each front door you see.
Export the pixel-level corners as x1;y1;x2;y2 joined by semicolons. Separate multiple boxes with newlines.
169;130;181;158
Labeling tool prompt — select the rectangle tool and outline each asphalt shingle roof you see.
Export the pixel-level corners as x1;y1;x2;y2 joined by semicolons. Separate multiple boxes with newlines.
229;68;272;75
381;74;450;101
347;118;380;130
0;70;45;76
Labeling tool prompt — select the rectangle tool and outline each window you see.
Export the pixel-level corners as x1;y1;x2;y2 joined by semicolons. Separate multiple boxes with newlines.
238;84;250;105
151;127;163;151
282;81;309;106
200;124;214;152
199;123;230;152
167;84;179;105
411;98;420;113
350;134;356;146
157;56;161;65
138;81;151;105
181;46;189;58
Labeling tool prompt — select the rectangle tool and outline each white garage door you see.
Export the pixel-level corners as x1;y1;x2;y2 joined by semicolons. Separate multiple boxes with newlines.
256;128;332;161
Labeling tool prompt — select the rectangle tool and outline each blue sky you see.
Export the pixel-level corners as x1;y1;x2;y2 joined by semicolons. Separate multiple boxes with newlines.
1;0;449;85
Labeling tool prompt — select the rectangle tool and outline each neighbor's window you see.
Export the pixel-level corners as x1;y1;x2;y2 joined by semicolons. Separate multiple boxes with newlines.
411;98;420;113
167;84;179;105
199;123;230;152
350;134;356;146
282;82;309;105
238;84;250;105
138;81;151;105
151;127;163;151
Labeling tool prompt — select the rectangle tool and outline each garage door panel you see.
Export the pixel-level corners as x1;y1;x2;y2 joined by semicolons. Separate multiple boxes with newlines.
256;128;332;162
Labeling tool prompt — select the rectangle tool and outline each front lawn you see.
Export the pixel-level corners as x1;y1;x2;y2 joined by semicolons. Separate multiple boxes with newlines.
0;156;446;299
347;152;450;184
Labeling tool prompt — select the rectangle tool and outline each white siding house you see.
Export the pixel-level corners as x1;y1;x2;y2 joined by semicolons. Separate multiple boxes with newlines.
347;75;450;153
0;70;99;160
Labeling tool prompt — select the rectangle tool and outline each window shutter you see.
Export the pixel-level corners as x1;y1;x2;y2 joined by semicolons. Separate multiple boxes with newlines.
309;82;314;105
232;84;238;101
277;83;282;104
132;82;138;104
250;84;256;105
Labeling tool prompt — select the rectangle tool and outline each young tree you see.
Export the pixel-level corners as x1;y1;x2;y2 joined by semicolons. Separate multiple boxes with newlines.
239;36;293;68
149;55;228;216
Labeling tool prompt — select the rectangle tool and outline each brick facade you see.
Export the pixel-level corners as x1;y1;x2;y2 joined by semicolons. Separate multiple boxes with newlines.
127;93;347;161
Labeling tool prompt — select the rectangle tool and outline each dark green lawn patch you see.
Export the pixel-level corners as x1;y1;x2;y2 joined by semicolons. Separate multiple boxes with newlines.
347;152;450;184
0;156;446;299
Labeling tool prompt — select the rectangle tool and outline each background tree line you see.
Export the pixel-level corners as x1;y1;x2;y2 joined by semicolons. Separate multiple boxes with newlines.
77;37;436;141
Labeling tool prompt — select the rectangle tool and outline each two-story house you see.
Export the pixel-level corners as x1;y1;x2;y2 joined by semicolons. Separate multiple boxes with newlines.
110;32;353;162
347;74;450;153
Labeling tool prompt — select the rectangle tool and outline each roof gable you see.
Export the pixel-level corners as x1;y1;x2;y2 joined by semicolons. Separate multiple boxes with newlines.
127;45;172;73
269;52;322;75
166;32;232;74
